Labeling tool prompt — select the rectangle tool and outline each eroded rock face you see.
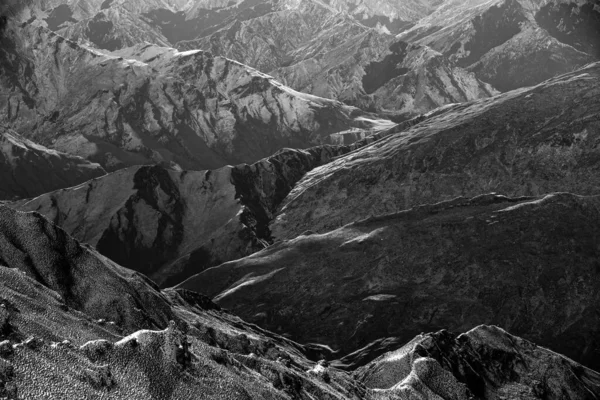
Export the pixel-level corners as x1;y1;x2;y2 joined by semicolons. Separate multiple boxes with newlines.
358;325;600;400
0;16;384;171
179;192;600;370
0;126;106;201
271;62;600;239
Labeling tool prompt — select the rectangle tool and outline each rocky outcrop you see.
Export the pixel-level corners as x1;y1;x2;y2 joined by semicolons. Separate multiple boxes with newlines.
399;0;599;91
357;325;600;399
179;192;600;370
270;62;600;239
0;126;106;201
0;16;385;171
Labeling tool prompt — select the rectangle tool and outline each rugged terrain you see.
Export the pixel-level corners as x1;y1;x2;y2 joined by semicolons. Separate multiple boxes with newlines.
1;202;599;399
0;125;106;200
270;62;600;239
2;0;600;398
399;0;600;91
11;145;361;287
0;17;387;171
180;192;600;371
4;0;497;120
9;117;423;288
179;0;497;116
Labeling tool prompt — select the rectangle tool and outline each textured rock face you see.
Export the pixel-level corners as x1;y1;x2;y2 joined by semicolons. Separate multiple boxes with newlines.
271;34;496;116
55;6;172;50
271;62;600;239
15;0;497;119
0;18;383;171
179;192;600;370
399;0;599;91
358;325;600;399
12;143;381;287
179;0;496;116
0;126;106;201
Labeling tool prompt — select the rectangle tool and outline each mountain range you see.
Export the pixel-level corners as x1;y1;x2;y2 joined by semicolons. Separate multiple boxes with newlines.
1;0;600;398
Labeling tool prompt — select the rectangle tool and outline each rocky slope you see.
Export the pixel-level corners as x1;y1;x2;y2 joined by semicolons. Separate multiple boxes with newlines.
12;136;404;287
1;197;599;399
15;0;498;118
398;0;600;91
0;204;366;399
179;192;600;371
0;126;106;201
270;62;600;239
55;6;172;50
358;325;600;399
179;0;497;116
0;17;385;171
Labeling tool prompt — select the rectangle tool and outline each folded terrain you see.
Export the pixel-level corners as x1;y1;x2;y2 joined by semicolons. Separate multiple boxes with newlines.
399;0;600;91
14;0;498;119
11;144;362;287
180;0;497;116
1;198;599;399
0;126;106;201
0;16;386;171
271;62;600;239
179;192;600;371
357;325;600;399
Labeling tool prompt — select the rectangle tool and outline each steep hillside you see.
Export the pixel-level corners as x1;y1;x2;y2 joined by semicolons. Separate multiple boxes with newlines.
0;126;106;201
271;37;496;115
0;205;365;399
179;192;600;370
357;325;600;399
399;0;599;91
1;200;599;399
55;6;172;50
180;0;496;116
0;18;384;171
12;145;363;287
270;62;600;239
